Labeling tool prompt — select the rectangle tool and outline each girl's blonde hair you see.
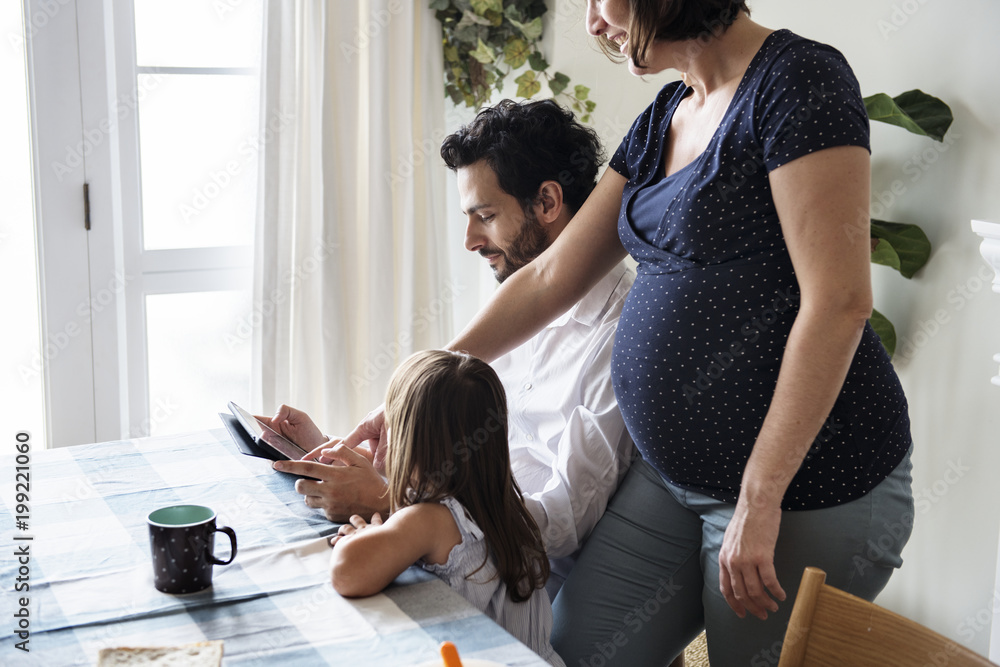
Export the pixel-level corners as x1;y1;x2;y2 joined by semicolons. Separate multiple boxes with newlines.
384;350;548;602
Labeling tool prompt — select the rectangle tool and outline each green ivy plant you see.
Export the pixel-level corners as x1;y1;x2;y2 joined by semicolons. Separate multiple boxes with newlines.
863;89;954;357
430;0;596;121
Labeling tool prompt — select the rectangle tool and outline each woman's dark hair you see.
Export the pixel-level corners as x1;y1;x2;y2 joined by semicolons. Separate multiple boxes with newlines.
598;0;751;69
440;99;605;216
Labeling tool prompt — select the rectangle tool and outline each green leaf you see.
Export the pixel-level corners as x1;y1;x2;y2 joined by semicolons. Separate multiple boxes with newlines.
443;44;460;63
471;0;503;14
470;38;495;64
429;0;451;10
445;84;464;105
864;90;953;141
457;9;492;28
548;71;570;96
515;70;541;98
574;84;590;101
870;220;932;279
870;236;901;273
452;23;482;44
503;37;531;69
869;308;897;358
509;16;543;41
528;51;549;71
585;100;596;112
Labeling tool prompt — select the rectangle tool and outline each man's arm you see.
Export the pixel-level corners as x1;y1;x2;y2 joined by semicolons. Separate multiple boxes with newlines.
520;403;632;558
274;444;390;522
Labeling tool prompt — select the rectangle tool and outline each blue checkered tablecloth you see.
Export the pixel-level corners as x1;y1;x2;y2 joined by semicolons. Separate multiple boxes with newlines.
0;429;549;666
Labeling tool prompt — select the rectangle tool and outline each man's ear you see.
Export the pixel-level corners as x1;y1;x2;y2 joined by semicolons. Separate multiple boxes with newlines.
532;180;564;225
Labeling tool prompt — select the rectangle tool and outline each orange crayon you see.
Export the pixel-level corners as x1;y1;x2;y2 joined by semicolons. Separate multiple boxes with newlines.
440;641;463;667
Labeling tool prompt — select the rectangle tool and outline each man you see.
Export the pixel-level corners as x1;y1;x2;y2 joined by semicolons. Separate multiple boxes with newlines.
269;99;635;593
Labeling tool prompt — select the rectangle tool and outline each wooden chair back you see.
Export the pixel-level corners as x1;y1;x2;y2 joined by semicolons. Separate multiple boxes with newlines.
778;567;997;667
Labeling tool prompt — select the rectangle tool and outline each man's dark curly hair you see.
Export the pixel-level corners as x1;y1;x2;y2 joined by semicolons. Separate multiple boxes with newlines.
597;0;751;69
440;99;605;215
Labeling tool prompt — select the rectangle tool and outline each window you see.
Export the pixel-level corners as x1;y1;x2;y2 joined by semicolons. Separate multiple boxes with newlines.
2;1;45;443
26;0;263;445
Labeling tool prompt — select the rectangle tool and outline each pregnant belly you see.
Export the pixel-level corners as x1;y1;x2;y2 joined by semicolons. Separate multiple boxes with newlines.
610;262;799;491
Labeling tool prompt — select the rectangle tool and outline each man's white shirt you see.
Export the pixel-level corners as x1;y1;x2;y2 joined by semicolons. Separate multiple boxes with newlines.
491;262;636;561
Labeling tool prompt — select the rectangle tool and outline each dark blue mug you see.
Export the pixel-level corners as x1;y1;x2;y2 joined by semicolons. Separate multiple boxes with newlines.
147;505;237;594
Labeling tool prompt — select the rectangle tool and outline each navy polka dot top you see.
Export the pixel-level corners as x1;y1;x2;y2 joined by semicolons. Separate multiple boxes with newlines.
608;29;912;511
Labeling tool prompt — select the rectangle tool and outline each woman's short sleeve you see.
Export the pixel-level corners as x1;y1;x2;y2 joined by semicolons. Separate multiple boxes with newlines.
609;136;631;178
756;42;870;172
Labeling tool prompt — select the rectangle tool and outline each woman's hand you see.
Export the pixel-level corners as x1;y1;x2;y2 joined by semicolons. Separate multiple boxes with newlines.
257;404;328;451
330;512;383;547
718;498;786;620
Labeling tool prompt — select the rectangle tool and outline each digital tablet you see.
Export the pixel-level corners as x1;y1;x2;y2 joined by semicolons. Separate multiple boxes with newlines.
227;401;309;461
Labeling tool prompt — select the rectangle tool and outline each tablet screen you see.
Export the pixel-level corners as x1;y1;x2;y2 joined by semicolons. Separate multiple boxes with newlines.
228;402;309;461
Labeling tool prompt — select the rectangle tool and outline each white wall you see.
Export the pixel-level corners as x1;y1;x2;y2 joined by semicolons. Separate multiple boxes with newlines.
542;0;1000;656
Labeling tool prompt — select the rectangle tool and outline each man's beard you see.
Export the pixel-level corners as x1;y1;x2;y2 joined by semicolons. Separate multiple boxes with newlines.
485;211;550;284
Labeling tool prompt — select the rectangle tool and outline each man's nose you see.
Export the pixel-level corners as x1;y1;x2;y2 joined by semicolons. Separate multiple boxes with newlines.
465;219;484;252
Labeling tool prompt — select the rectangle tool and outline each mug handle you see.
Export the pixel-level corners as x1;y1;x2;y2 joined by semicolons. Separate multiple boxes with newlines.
209;525;237;565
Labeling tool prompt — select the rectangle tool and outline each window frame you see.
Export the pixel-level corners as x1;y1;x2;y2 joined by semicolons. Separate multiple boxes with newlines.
26;0;254;445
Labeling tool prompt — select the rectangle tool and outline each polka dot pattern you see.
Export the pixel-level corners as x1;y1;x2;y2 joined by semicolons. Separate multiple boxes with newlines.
607;30;912;511
149;525;217;594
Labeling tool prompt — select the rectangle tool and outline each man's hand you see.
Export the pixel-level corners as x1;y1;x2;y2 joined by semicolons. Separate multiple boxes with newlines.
341;404;389;472
273;444;391;522
257;404;328;452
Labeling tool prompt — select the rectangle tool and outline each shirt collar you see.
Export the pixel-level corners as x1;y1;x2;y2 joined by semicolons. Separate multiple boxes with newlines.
548;261;630;329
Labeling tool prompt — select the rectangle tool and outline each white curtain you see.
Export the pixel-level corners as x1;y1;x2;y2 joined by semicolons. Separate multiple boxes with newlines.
251;0;452;434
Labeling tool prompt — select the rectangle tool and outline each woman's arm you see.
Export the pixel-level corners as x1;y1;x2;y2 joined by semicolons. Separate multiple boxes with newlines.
330;503;461;597
718;145;873;620
446;167;628;362
339;168;628;456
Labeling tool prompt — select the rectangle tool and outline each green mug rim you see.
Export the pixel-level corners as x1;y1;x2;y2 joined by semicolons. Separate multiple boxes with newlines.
148;504;217;528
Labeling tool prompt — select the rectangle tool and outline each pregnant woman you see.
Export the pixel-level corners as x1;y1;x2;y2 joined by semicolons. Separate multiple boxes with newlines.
343;1;914;664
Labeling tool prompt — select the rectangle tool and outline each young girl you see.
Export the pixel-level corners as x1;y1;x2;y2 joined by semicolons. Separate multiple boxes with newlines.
329;350;564;667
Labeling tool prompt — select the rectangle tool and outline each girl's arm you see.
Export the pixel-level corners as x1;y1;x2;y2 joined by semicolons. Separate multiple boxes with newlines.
446;167;628;362
718;145;873;620
330;503;461;598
